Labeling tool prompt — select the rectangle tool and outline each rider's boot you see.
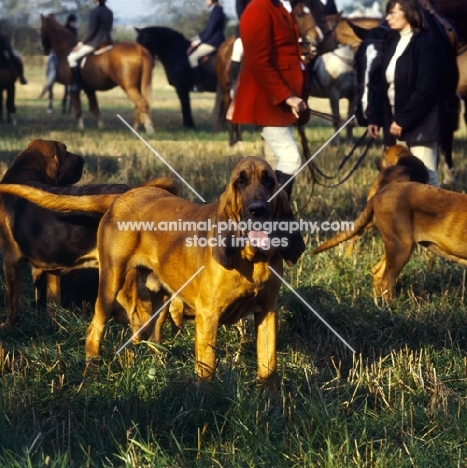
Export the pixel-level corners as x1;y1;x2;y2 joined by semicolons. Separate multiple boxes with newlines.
70;66;82;94
11;53;27;85
191;66;203;92
229;60;241;98
275;170;294;201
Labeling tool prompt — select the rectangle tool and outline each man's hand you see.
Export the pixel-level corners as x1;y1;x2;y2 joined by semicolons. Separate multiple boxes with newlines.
367;124;380;139
285;95;307;118
389;121;403;138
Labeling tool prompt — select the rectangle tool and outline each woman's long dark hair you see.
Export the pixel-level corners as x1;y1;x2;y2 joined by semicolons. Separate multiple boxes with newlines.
386;0;427;31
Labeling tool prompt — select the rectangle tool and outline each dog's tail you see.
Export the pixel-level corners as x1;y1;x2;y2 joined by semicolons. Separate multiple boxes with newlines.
312;198;375;254
0;177;179;213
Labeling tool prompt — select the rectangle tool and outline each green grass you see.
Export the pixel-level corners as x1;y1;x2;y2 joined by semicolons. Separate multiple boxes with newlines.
0;59;467;467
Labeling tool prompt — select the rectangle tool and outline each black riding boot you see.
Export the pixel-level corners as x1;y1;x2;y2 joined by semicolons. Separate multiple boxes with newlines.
229;60;241;97
70;66;82;93
275;170;294;200
11;54;27;85
191;66;203;92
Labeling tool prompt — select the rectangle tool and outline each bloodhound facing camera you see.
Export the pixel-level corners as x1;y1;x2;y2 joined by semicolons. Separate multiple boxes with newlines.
85;156;306;382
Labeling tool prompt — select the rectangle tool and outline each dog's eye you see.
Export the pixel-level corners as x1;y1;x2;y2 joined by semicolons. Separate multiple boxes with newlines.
235;171;249;190
260;171;275;190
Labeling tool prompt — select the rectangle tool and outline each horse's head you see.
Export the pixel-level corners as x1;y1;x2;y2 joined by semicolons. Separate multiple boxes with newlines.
292;3;323;60
40;13;76;56
352;23;392;126
40;14;53;56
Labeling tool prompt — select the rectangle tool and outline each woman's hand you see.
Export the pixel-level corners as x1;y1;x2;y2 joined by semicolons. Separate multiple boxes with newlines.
367;124;380;139
389;121;403;138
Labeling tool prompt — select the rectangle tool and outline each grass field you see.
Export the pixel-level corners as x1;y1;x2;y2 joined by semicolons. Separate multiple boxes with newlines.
0;58;467;467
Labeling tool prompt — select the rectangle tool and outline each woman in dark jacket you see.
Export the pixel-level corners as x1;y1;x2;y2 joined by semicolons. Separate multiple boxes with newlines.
367;0;442;186
187;0;226;89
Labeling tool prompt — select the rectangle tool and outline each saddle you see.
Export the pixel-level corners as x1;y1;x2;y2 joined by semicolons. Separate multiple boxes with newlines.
80;42;114;68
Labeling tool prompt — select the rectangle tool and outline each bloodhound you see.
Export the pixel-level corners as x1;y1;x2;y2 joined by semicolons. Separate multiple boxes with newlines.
0;157;305;381
342;144;429;258
313;181;467;302
87;156;305;381
0;139;178;328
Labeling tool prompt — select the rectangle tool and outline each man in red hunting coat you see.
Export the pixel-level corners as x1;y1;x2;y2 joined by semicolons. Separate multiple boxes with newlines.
230;0;307;199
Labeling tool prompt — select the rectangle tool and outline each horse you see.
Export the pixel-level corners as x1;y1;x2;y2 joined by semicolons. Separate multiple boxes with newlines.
213;2;325;145
323;14;381;50
135;26;217;129
457;42;467;126
40;14;155;132
307;44;357;144
430;0;467;41
39;54;71;114
349;5;459;183
0;33;17;125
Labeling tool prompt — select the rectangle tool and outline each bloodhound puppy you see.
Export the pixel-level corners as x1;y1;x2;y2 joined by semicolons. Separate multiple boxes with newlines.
314;182;467;302
85;156;305;382
0;139;178;329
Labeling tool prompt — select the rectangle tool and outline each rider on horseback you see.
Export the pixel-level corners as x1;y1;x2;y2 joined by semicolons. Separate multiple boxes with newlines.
187;0;226;91
67;0;113;94
0;30;27;85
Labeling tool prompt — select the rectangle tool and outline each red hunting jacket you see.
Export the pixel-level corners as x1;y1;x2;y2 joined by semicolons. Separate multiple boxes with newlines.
231;0;304;127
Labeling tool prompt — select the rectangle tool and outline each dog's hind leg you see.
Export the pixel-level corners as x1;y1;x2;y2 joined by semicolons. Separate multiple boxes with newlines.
85;263;125;359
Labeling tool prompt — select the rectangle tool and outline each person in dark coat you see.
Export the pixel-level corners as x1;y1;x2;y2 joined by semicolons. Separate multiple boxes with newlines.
67;0;113;93
0;30;27;85
65;13;78;37
367;0;442;186
187;0;226;90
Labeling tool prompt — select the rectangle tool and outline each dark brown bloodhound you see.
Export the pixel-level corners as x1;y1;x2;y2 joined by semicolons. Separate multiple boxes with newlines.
0;139;178;329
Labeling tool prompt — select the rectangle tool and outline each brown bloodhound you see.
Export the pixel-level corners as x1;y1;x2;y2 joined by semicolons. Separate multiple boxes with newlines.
0;139;84;328
314;182;467;301
0;157;305;381
87;156;305;381
0;139;178;329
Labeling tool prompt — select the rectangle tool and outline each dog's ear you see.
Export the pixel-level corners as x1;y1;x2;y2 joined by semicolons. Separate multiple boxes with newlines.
212;189;240;270
54;141;83;185
272;191;305;266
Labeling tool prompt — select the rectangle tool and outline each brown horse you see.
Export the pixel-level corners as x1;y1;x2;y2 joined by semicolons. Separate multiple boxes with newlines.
213;2;325;146
324;14;382;50
40;14;154;133
457;42;467;126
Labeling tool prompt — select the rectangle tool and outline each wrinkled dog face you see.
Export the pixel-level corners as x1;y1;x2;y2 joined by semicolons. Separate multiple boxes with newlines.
233;159;277;224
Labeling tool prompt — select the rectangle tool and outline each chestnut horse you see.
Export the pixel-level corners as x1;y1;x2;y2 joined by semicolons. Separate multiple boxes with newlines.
214;2;325;145
40;14;154;132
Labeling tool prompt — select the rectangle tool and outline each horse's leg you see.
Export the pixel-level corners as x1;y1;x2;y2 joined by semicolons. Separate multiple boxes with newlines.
84;90;103;128
61;85;68;115
329;90;340;145
175;86;195;128
47;85;53;114
0;91;3;122
7;84;16;126
70;92;84;129
124;87;154;133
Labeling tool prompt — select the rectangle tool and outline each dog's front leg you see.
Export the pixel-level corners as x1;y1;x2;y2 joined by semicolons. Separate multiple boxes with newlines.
1;257;21;329
255;308;278;383
46;273;61;321
194;308;219;380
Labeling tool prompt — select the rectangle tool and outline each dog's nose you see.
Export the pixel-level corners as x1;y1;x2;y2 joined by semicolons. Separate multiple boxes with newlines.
248;202;268;218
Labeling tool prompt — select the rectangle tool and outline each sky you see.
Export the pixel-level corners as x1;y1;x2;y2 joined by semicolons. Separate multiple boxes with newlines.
110;0;349;21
